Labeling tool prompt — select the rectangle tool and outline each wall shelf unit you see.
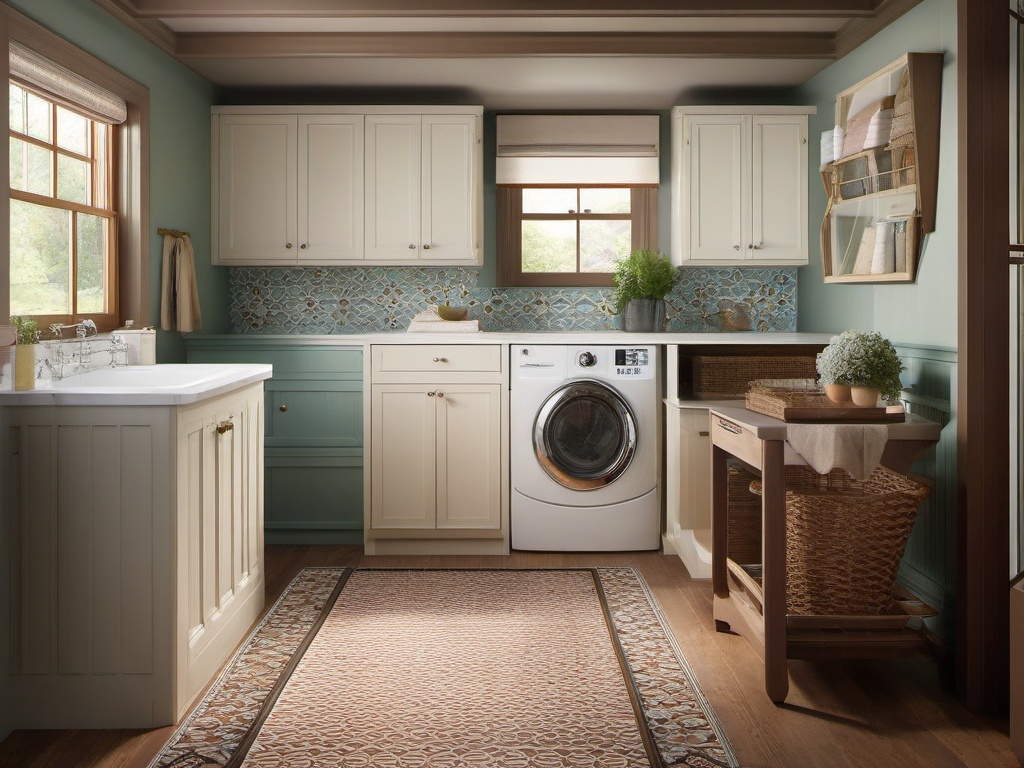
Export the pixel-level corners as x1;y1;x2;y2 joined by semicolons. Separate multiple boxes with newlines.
821;52;943;284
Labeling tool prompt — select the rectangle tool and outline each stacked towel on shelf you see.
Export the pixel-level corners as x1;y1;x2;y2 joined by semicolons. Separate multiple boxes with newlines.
407;306;480;333
819;126;845;169
871;220;896;274
841;95;896;158
894;221;908;273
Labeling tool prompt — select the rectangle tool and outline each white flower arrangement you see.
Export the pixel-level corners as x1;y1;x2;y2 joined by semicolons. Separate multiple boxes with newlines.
816;330;905;401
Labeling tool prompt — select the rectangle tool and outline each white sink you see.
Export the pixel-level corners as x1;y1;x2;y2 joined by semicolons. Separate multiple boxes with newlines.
3;363;273;405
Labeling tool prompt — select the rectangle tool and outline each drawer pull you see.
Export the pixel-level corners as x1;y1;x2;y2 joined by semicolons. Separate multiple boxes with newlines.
717;419;742;435
279;404;287;412
698;430;710;437
432;357;448;363
216;421;234;435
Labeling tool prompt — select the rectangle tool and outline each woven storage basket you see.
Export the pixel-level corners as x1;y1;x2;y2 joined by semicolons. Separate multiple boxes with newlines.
727;463;762;565
681;355;818;399
750;465;929;615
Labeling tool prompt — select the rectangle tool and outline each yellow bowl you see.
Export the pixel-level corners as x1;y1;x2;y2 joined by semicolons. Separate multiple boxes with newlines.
437;304;468;321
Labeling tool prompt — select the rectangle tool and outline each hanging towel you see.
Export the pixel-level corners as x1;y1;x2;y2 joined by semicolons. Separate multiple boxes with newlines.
787;424;889;481
159;229;202;332
871;220;896;274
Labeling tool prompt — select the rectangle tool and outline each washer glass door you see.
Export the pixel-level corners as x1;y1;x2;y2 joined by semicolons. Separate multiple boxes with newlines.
534;380;637;490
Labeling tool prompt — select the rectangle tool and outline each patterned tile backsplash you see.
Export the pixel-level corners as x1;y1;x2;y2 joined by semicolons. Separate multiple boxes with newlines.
228;267;797;334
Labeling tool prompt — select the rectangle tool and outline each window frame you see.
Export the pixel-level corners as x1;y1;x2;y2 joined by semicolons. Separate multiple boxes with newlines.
497;183;658;288
3;6;150;334
9;81;120;330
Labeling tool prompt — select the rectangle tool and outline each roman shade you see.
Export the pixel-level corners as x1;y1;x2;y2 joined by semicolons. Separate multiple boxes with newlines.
9;40;127;124
496;115;660;184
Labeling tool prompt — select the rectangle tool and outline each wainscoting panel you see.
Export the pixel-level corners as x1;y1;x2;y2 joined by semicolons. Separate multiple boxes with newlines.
895;344;957;641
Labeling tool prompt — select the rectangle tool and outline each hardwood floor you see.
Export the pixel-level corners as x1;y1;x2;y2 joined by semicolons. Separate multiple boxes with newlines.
0;546;1016;768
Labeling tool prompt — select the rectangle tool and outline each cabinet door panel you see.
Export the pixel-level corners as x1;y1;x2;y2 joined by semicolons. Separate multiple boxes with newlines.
299;115;364;261
421;115;477;261
752;116;807;262
266;382;362;447
365;115;421;260
436;385;501;529
687;115;747;261
370;385;435;528
217;115;297;263
265;455;363;534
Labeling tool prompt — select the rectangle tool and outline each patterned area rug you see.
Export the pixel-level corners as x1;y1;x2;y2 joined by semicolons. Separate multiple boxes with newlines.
148;568;737;768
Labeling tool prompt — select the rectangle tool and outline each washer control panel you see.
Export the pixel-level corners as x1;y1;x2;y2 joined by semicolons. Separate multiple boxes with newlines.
612;347;654;379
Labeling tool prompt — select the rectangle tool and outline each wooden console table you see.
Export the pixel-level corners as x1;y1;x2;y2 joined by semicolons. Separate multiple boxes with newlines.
709;405;942;703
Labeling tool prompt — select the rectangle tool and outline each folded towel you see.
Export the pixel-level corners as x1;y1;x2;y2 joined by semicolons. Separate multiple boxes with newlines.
863;108;894;150
894;220;908;273
871;220;895;274
787;423;889;481
820;126;845;167
852;225;876;274
407;307;480;333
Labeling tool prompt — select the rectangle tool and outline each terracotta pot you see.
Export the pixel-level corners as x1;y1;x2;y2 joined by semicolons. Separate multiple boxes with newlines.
14;344;36;391
850;385;881;406
824;383;852;403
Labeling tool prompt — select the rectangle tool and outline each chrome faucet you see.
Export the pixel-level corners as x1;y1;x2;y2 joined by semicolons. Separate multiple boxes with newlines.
49;319;98;340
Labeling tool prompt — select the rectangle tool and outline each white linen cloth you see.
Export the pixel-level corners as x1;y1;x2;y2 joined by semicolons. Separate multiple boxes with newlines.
819;126;845;168
871;220;895;274
786;423;889;481
407;306;480;333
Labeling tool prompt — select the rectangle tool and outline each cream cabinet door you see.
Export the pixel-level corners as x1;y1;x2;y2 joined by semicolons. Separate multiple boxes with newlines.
685;115;748;263
216;114;297;264
421;115;479;262
370;384;437;528
435;384;501;529
751;115;807;263
364;115;421;261
298;115;364;262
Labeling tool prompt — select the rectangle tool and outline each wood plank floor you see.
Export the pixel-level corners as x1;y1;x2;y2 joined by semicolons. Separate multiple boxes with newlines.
0;546;1016;768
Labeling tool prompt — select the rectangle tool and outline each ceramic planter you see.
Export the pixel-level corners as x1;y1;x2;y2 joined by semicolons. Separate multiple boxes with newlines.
824;383;852;403
14;344;36;391
850;385;881;406
621;298;665;332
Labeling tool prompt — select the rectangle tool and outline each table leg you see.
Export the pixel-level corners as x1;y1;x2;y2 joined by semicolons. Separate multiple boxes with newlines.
761;438;789;703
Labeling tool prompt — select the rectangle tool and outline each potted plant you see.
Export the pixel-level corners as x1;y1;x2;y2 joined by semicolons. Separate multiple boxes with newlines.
10;315;39;391
816;330;904;406
612;248;679;332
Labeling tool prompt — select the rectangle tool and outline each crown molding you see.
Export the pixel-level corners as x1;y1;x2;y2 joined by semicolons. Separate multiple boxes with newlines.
833;0;924;58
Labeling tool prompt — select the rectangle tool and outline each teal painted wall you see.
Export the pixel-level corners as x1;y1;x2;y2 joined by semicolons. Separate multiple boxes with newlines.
7;0;224;362
794;0;958;348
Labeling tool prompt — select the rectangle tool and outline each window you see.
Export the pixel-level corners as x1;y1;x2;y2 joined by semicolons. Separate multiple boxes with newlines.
498;185;658;287
9;81;117;325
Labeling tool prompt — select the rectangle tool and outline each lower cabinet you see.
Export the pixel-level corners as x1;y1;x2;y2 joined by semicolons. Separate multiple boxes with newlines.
186;338;363;544
366;344;508;555
3;383;265;728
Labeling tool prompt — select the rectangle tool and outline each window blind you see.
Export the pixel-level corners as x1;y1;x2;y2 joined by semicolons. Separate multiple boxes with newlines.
9;41;127;124
496;115;660;184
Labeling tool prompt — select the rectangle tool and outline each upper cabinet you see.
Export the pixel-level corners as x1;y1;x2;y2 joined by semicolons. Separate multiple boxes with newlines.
212;106;483;267
671;106;814;267
364;114;480;264
821;53;943;283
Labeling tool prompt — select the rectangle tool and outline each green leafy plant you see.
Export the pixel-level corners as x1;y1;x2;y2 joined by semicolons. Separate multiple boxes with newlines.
611;249;679;314
816;330;904;401
9;315;39;345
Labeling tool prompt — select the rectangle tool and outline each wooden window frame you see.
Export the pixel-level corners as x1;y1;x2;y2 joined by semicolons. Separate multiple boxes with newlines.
9;82;120;332
498;184;658;288
2;6;150;334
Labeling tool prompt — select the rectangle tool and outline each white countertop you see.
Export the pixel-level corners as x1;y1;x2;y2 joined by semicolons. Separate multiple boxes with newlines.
185;331;837;346
0;364;273;406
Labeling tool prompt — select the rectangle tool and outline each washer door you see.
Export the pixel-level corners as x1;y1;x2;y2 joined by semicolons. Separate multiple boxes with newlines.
533;380;638;490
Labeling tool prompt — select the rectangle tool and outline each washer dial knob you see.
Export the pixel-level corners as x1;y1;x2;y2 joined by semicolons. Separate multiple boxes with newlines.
578;351;597;368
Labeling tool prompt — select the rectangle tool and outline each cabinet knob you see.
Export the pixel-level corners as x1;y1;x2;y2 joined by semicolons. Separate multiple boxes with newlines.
216;420;234;435
437;392;444;398
300;244;307;250
279;404;287;412
733;245;741;250
423;244;431;250
749;244;762;250
408;244;416;249
427;391;436;397
433;357;448;363
285;243;293;249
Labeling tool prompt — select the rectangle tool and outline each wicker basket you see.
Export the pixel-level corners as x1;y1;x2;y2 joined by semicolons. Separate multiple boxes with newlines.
727;463;762;565
749;465;930;615
679;355;818;399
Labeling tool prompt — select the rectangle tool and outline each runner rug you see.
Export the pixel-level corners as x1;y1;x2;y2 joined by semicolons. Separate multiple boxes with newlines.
149;567;737;768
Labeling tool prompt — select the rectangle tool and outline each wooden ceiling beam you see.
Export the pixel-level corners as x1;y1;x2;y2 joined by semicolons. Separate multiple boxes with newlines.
126;0;878;19
174;30;836;59
833;0;925;58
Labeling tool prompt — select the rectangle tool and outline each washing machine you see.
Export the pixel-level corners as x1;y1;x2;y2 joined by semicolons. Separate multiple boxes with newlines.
510;344;661;551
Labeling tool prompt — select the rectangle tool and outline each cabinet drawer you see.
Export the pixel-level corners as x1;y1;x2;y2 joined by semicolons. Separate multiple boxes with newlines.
710;414;762;469
265;381;362;447
372;344;502;374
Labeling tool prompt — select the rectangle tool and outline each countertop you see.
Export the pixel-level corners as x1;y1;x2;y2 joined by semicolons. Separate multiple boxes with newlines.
184;331;837;346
